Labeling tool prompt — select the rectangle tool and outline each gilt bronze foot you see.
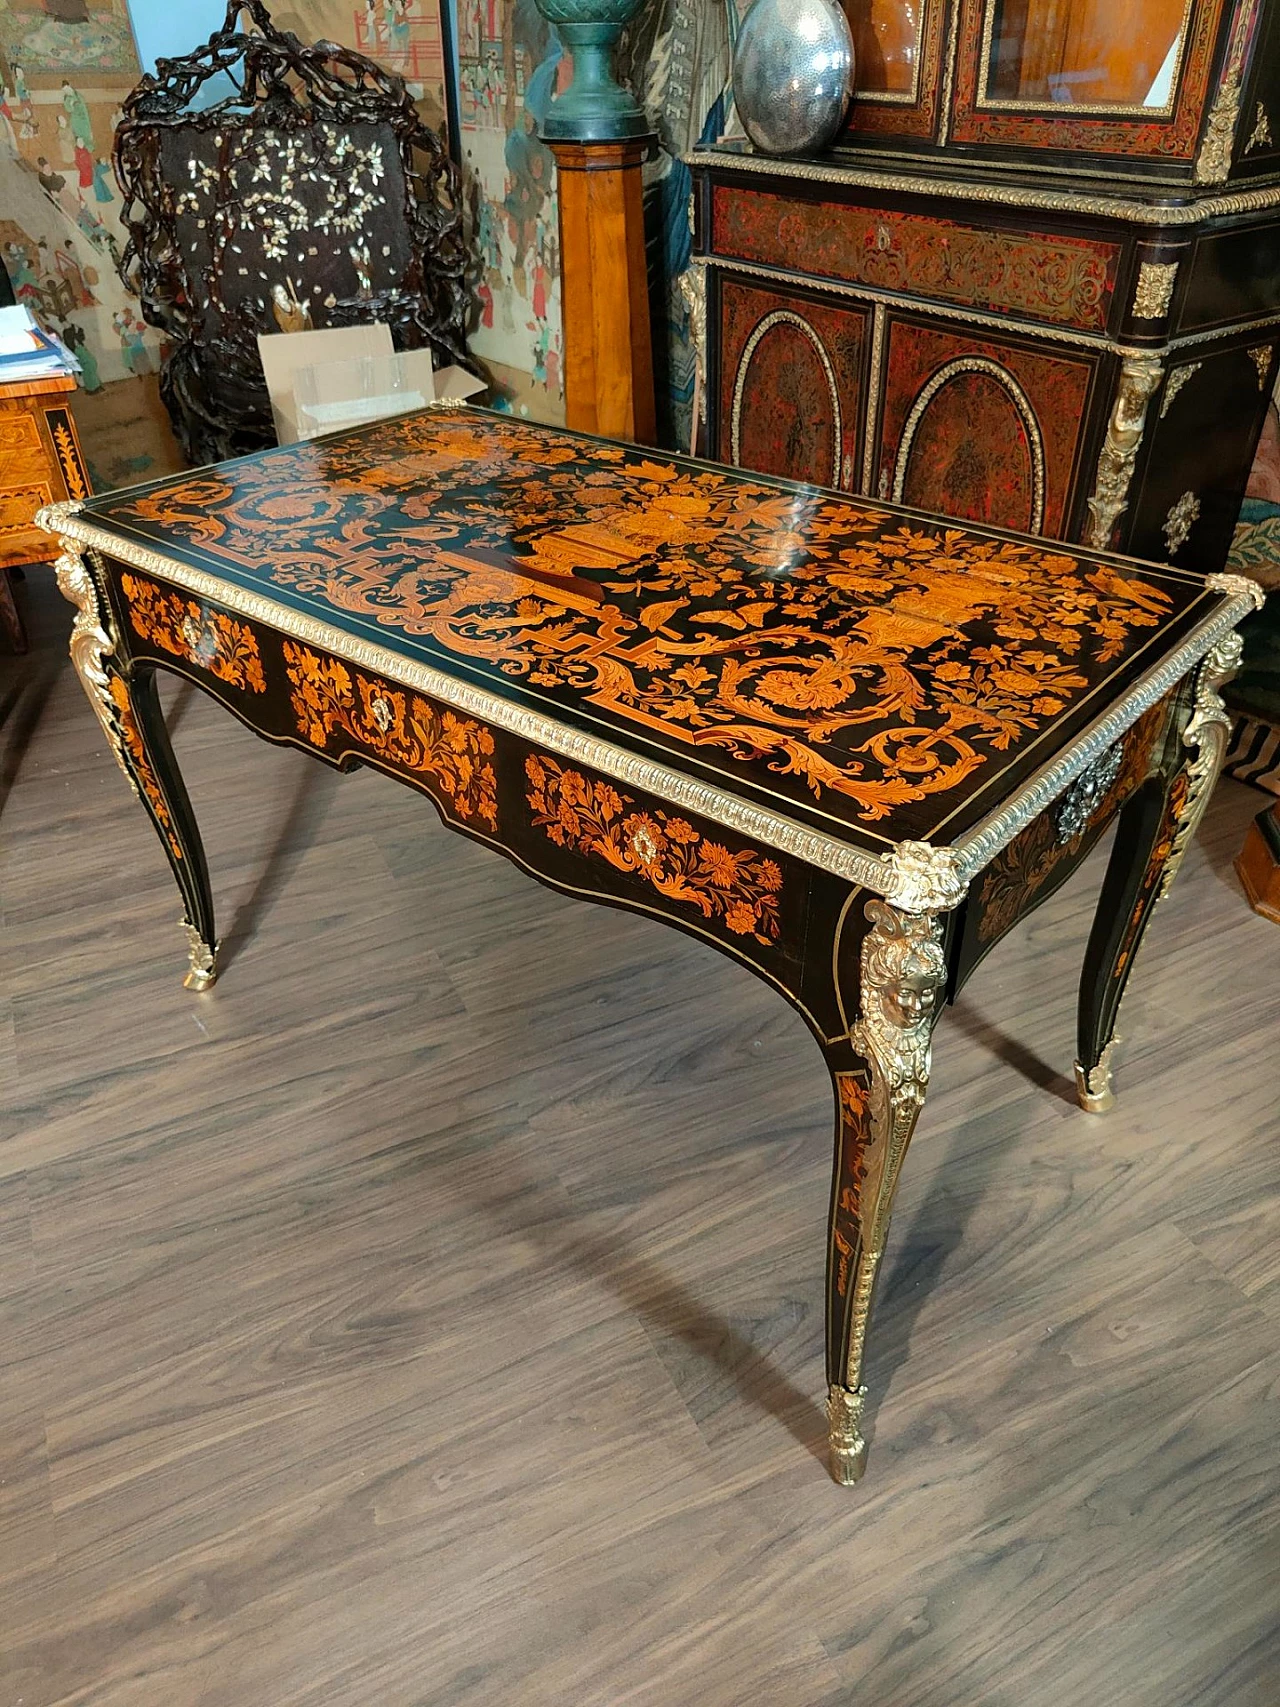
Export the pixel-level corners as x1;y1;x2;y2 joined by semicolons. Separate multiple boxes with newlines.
827;1384;869;1485
1074;1040;1117;1114
181;921;219;991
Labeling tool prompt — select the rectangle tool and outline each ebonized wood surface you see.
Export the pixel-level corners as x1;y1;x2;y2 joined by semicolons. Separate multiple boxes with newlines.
2;565;1276;1707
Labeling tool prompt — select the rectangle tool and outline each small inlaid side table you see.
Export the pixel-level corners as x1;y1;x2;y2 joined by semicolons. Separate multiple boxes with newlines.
36;404;1265;1485
1237;798;1280;923
0;372;89;650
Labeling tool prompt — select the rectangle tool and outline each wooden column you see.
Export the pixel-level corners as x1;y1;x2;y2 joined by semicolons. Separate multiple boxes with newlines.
1236;798;1280;923
547;137;656;445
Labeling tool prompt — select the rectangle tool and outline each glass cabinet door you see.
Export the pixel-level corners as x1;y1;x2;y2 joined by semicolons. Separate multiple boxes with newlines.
839;0;950;138
949;0;1231;169
845;0;924;94
984;0;1192;108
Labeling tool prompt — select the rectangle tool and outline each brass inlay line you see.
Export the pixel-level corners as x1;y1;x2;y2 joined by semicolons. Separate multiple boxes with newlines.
937;9;960;148
862;302;886;495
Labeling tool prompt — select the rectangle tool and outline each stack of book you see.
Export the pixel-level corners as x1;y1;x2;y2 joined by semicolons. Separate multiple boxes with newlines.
0;304;80;385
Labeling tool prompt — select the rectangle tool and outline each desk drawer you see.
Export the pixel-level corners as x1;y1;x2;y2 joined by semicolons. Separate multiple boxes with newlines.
110;564;820;1003
952;692;1177;990
0;480;55;565
0;412;42;453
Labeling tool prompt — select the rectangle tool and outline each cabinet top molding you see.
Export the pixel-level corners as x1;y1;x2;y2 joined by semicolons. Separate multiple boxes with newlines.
687;147;1280;229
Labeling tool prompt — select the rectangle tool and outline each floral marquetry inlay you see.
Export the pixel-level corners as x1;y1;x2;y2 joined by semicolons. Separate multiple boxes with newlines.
525;754;784;945
122;573;266;692
90;409;1205;849
283;641;498;829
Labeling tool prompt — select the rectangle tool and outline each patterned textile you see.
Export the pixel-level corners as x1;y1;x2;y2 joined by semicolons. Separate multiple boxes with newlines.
1223;498;1280;795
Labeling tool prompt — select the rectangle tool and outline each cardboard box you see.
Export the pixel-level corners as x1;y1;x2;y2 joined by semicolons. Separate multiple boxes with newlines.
256;324;485;443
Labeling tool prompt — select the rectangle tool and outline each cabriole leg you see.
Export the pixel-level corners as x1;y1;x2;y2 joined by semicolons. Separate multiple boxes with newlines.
1075;634;1241;1112
824;900;945;1485
53;546;218;990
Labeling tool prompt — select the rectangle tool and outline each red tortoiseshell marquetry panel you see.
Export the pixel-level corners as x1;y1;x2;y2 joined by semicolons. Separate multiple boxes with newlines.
711;186;1122;331
717;276;868;489
878;319;1099;536
948;0;1227;164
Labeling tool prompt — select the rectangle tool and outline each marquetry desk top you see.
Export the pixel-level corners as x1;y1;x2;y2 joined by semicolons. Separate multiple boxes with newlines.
54;404;1253;904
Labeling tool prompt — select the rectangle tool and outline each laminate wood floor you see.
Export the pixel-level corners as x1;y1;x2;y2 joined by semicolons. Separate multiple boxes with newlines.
1;569;1277;1707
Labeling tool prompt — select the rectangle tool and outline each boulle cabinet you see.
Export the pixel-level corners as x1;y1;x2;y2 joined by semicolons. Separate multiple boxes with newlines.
688;0;1280;573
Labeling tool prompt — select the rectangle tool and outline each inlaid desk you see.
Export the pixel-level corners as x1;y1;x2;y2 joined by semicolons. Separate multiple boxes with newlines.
38;405;1262;1485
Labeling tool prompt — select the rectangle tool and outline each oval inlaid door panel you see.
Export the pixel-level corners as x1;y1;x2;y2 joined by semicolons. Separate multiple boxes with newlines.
894;357;1046;534
730;309;842;488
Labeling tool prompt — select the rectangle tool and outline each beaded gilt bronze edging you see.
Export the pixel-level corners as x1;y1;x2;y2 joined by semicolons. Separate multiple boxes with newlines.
36;501;1261;910
686;149;1280;228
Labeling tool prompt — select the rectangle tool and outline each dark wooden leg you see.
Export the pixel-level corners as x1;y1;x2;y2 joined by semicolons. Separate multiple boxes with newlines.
53;546;218;989
0;567;28;652
1074;778;1177;1111
113;664;219;988
1075;635;1240;1112
824;900;945;1484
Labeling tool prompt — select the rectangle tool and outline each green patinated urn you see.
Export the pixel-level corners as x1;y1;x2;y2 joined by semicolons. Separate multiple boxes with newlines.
535;0;648;141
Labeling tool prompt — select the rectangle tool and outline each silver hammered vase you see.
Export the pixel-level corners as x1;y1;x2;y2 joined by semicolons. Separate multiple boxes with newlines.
732;0;855;157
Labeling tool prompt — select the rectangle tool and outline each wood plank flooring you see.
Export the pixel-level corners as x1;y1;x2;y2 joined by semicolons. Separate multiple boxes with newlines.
2;567;1277;1707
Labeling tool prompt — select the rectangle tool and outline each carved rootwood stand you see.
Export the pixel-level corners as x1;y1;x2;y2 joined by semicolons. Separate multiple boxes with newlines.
38;404;1261;1483
114;0;473;464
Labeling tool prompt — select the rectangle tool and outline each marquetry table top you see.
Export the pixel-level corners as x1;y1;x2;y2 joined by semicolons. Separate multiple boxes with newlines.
72;404;1243;865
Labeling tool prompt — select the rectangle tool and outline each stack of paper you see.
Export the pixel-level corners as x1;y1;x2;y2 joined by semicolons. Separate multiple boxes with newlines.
0;304;80;384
